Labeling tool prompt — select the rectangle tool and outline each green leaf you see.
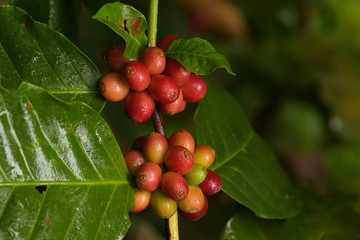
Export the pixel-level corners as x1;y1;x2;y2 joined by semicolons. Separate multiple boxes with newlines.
92;2;148;59
325;145;360;195
0;83;133;239
165;37;235;75
0;5;104;112
221;194;360;240
9;0;81;42
194;78;302;219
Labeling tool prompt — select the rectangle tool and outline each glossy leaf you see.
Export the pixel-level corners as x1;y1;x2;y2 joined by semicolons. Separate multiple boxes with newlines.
9;0;81;42
0;5;104;112
92;2;148;59
165;37;235;75
221;194;360;240
0;83;133;239
194;78;302;219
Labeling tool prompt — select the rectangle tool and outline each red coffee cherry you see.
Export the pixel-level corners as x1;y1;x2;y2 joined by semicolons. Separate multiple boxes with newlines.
159;90;184;115
130;189;151;213
106;44;136;71
139;47;166;76
179;196;208;221
148;74;180;103
161;171;189;201
121;61;150;91
182;74;207;103
124;150;146;176
136;162;162;192
150;189;177;219
164;146;194;175
131;135;148;151
99;72;129;102
124;90;155;123
157;34;181;51
143;132;168;164
168;129;195;153
194;145;215;168
164;58;191;86
178;185;205;213
198;170;222;196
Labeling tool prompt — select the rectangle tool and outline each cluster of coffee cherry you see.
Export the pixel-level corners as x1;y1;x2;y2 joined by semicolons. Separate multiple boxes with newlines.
125;129;222;221
99;35;207;123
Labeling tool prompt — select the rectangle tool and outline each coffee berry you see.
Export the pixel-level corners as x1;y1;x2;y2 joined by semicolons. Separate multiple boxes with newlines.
124;129;221;221
100;35;208;123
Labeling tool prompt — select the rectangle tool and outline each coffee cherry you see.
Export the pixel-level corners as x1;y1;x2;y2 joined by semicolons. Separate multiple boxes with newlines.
130;189;151;213
184;164;207;185
161;171;189;201
136;162;162;192
198;170;222;196
159;90;184;115
106;44;136;71
124;90;155;123
179;99;187;113
143;132;168;164
178;196;208;221
99;72;129;102
148;75;180;103
168;129;195;153
164;58;191;86
164;146;194;175
178;185;205;213
124;150;146;176
121;61;150;91
151;189;177;219
139;47;166;76
131;135;148;151
157;34;181;51
194;145;215;168
182;74;207;103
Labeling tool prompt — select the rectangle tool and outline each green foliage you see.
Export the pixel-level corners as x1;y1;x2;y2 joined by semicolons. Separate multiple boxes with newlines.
92;2;148;59
0;5;104;112
0;6;133;239
221;194;360;240
9;0;81;42
194;79;302;219
166;37;235;75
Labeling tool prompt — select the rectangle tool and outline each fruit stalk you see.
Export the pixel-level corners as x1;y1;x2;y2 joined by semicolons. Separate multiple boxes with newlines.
148;0;159;47
148;0;179;239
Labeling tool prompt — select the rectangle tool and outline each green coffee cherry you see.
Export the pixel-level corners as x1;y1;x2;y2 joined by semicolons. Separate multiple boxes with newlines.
151;189;177;219
184;164;207;185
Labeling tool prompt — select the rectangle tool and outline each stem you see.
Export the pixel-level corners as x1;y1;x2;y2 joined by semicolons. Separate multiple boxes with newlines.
148;0;159;47
148;1;179;239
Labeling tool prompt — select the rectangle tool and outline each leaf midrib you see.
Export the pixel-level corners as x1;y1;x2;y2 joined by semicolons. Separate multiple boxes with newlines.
212;131;255;171
0;180;128;187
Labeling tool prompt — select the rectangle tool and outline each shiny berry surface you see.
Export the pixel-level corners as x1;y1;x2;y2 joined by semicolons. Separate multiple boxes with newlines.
99;72;129;102
164;146;194;175
148;74;180;103
198;170;222;196
143;132;168;164
182;74;207;103
139;47;166;76
161;171;189;201
124;90;155;123
136;162;162;192
122;61;150;91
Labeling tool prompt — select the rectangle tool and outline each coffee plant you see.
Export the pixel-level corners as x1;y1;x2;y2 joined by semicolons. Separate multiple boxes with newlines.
1;0;360;239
